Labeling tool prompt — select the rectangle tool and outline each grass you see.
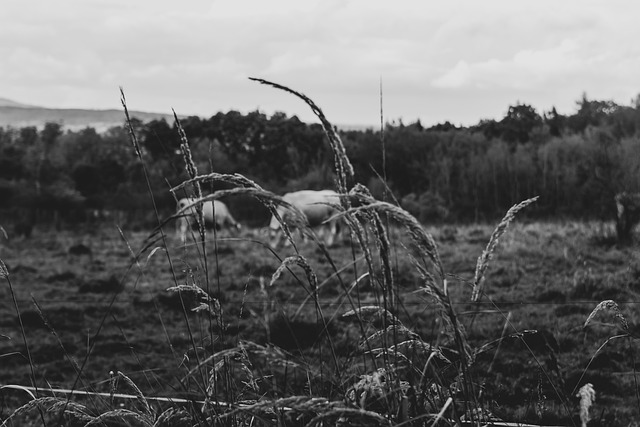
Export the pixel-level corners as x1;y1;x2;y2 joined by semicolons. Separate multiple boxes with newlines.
1;81;640;426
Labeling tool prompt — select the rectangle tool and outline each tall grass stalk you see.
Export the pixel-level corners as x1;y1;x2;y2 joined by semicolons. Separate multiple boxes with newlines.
249;77;354;194
472;196;539;302
243;79;545;424
0;260;38;395
121;89;208;391
173;112;229;402
270;255;340;377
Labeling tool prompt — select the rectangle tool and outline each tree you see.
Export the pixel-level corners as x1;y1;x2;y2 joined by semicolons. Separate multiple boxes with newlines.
61;127;104;166
567;93;621;133
178;116;205;139
35;122;64;195
41;122;63;161
72;164;103;205
499;104;543;143
544;107;565;137
19;126;38;146
474;119;501;140
0;130;25;180
141;118;177;160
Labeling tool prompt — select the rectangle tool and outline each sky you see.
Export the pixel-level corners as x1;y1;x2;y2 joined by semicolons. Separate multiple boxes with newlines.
2;0;640;128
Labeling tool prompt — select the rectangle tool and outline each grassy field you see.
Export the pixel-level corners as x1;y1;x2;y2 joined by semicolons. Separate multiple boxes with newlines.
1;217;639;426
1;85;638;426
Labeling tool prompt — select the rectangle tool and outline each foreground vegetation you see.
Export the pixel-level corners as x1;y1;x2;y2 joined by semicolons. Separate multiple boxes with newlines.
1;220;638;425
1;82;640;426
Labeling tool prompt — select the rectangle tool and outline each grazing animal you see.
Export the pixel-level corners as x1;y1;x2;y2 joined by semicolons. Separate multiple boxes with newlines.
176;198;241;242
269;190;342;248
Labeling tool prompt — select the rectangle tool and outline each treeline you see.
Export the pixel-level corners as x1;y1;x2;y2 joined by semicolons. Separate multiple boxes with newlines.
1;93;640;231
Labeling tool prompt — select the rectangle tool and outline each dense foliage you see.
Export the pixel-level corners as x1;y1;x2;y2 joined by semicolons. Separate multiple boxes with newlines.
2;93;640;229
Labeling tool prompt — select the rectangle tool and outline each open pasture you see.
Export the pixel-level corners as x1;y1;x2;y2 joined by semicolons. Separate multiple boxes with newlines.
1;218;639;425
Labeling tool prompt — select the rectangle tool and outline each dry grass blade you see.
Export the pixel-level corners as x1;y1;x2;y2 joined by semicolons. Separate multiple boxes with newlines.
145;246;167;267
341;189;445;280
172;172;267;193
414;261;474;367
153;407;193;427
429;397;453;427
174;187;289;215
184;341;287;393
350;186;396;307
1;397;94;426
270;255;318;292
84;408;153;426
249;77;354;192
203;345;258;397
0;384;36;401
388;340;450;364
305;407;393;426
3;397;53;422
210;396;339;421
46;400;94;423
363;324;419;346
183;347;242;383
115;371;154;418
472;196;538;301
240;340;302;370
584;300;629;332
366;344;450;369
1;259;38;396
343;305;401;326
31;298;84;377
166;284;220;316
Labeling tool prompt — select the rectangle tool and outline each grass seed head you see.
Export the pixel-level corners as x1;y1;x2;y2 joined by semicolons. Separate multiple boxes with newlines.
270;255;318;291
249;77;354;192
0;258;8;279
472;196;538;301
576;383;595;427
584;300;629;331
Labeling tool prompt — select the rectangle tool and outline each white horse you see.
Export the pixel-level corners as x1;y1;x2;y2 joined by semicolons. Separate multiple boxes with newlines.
269;190;342;248
176;198;240;242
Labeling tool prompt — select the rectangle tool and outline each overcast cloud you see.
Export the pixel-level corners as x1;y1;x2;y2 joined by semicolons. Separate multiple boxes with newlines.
1;0;638;126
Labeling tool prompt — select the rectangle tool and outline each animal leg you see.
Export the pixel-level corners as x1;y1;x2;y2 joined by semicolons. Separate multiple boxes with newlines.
178;217;189;244
326;221;337;247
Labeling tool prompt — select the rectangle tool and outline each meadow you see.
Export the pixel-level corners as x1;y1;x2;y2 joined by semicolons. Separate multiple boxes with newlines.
1;217;638;426
1;83;639;426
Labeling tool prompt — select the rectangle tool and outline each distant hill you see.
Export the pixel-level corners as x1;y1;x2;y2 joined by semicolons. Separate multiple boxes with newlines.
0;97;38;108
0;97;372;133
0;98;176;132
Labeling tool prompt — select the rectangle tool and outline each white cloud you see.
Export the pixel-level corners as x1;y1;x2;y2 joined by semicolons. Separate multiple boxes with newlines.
431;61;471;89
432;39;592;91
2;0;640;125
264;52;325;75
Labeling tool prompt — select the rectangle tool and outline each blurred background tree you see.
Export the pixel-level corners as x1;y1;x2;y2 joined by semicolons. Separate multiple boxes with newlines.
2;92;640;230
